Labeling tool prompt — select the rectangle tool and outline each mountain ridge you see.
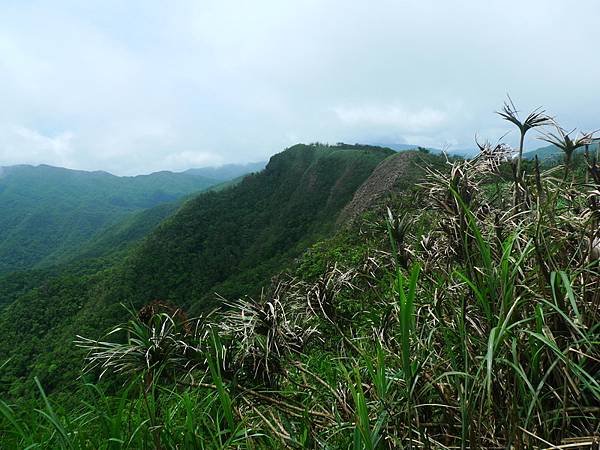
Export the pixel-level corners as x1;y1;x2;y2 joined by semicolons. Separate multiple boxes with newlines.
0;161;266;180
523;142;599;160
0;165;222;272
0;143;402;394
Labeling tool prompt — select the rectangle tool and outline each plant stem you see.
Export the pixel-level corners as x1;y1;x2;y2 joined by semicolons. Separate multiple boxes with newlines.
515;131;526;206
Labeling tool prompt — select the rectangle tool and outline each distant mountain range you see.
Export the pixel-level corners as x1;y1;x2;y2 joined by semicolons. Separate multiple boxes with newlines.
375;141;600;161
2;141;589;275
0;162;263;272
523;143;599;160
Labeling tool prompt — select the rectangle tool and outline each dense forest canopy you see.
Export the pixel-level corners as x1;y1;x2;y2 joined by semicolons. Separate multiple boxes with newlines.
0;164;224;272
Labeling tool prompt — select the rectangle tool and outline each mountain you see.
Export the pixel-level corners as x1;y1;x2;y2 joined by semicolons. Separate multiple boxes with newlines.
54;199;185;265
116;144;396;312
523;142;599;161
338;150;444;223
0;143;591;447
0;143;403;394
523;144;562;160
0;165;221;272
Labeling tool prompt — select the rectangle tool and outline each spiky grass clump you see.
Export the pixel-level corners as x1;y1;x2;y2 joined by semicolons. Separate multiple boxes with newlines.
496;96;552;185
539;125;596;179
216;284;318;384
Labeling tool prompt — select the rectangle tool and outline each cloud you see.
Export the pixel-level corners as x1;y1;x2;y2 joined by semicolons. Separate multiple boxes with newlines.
0;0;598;174
162;151;223;170
0;125;75;167
333;105;449;132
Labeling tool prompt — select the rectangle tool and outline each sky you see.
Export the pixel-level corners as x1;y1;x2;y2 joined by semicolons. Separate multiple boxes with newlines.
0;0;599;175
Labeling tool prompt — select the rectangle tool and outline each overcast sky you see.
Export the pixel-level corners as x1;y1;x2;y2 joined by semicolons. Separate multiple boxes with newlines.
1;0;598;175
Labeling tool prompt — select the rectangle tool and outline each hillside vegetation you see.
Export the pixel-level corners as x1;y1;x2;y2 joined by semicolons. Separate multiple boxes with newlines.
0;125;598;448
523;142;599;162
0;143;405;397
0;165;222;272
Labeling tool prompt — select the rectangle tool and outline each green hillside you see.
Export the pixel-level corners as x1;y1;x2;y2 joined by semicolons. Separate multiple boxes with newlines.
0;165;220;272
0;143;401;395
0;138;597;448
57;200;184;265
116;144;397;312
60;171;258;266
0;142;595;448
523;142;599;161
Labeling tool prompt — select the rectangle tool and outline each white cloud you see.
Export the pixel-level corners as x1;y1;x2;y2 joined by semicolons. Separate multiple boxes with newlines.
0;125;75;167
162;151;223;171
333;105;448;132
0;0;598;174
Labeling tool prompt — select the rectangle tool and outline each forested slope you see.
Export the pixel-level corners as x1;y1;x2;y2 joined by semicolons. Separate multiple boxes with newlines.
0;143;398;395
0;165;220;272
2;138;594;447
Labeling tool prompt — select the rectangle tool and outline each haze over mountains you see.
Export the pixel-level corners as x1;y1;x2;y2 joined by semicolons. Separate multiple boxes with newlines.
374;141;599;160
0;161;264;273
371;142;479;157
523;142;599;161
